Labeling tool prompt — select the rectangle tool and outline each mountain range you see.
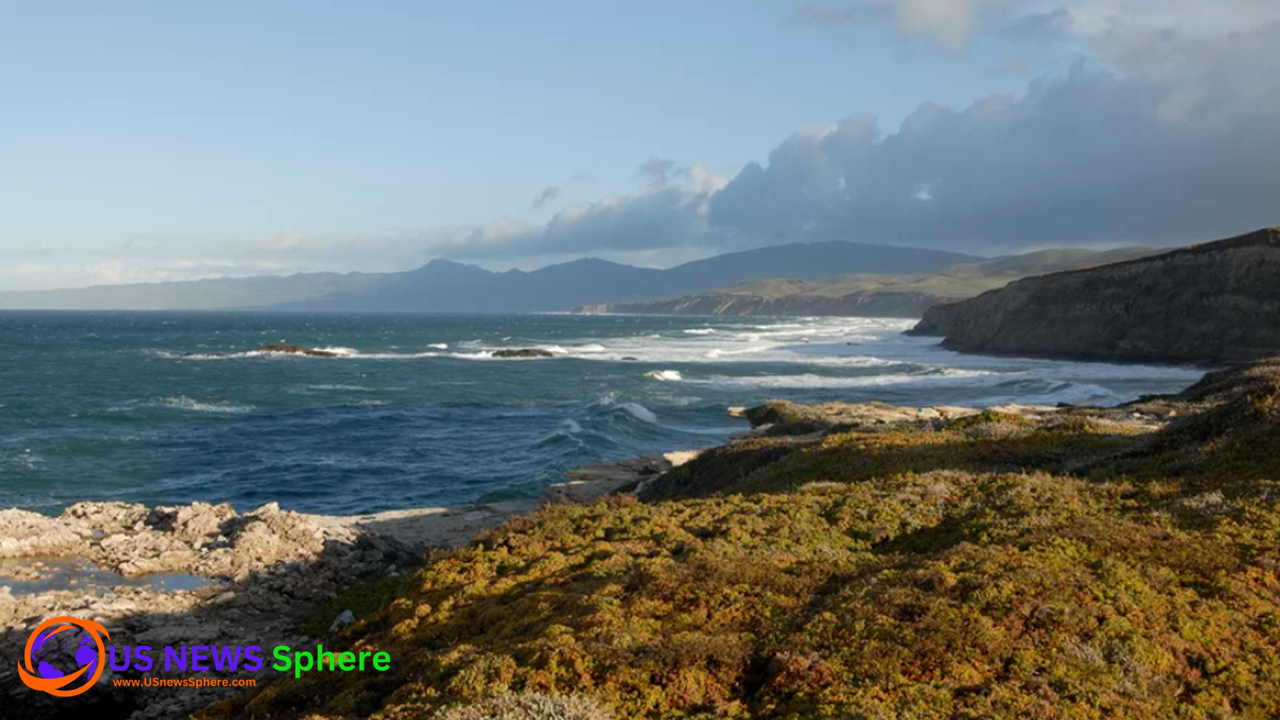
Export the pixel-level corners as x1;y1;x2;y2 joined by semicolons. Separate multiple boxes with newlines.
581;246;1160;318
0;242;980;312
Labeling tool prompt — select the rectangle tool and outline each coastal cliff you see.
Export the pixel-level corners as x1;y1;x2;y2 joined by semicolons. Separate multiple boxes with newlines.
909;228;1280;363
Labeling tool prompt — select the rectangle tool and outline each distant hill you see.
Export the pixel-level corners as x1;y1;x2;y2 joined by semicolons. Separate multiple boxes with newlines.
0;242;980;312
909;228;1280;363
582;246;1161;318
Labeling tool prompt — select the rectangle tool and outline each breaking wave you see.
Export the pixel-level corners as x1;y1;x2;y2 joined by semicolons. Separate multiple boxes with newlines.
646;370;684;382
154;396;256;414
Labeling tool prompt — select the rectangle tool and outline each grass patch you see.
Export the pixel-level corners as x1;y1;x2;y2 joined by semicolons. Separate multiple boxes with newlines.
298;574;410;639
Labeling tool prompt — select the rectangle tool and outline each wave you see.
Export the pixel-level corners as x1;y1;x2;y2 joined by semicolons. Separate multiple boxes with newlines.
971;382;1127;408
646;370;684;382
343;399;391;408
536;420;587;449
428;343;448;350
821;355;900;367
663;424;748;436
149;350;261;361
8;450;44;470
690;368;998;390
705;347;770;359
616;402;658;424
153;348;443;361
310;346;360;357
343;351;442;360
153;396;256;414
683;328;717;335
592;397;660;424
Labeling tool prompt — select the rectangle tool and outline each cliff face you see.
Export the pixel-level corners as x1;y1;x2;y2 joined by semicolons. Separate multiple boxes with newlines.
583;291;956;318
909;228;1280;363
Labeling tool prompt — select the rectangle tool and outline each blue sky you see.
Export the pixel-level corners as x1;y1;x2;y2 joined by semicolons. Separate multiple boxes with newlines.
2;1;1278;290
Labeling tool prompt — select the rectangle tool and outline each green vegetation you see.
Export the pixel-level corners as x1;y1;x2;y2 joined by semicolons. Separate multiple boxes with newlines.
201;363;1280;720
431;692;611;720
299;575;410;639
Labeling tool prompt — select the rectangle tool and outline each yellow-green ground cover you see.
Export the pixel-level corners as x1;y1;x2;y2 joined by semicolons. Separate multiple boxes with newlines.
202;363;1280;720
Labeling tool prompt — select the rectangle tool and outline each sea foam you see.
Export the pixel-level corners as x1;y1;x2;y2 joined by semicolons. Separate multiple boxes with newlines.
646;370;684;382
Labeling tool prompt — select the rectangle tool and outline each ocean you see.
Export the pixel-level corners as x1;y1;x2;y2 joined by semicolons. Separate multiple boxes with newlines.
0;312;1206;515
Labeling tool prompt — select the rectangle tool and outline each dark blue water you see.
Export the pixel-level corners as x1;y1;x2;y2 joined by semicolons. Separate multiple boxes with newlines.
0;312;1205;515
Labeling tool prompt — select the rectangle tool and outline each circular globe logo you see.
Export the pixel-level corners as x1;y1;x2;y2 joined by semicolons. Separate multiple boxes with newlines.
18;616;110;698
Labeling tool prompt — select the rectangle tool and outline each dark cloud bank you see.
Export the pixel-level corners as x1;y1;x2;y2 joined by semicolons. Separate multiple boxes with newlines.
463;21;1280;261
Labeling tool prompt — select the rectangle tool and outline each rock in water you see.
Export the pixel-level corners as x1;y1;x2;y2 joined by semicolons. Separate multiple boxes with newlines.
909;228;1280;363
491;348;555;358
257;344;340;358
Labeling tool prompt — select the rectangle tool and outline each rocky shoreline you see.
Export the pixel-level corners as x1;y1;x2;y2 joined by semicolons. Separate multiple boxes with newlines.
0;389;1209;719
0;449;709;720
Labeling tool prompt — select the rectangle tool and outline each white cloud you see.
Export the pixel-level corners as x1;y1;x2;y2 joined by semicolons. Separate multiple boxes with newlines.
895;0;979;53
442;160;733;260
797;0;1020;53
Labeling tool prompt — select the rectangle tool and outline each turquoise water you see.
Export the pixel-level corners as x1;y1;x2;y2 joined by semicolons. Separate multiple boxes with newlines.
0;312;1205;515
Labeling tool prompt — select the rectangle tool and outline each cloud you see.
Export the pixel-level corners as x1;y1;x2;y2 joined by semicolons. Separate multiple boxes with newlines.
462;217;544;249
797;0;1016;54
988;57;1031;75
1066;0;1280;36
530;185;561;210
0;257;294;292
447;160;733;259
708;21;1280;247
635;155;682;190
996;7;1072;43
8;3;1278;292
381;12;1280;263
798;1;1280;54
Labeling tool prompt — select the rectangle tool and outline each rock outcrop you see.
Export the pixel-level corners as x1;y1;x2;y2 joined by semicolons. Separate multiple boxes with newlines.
0;468;648;719
0;499;532;720
256;343;339;357
909;228;1280;363
491;348;555;358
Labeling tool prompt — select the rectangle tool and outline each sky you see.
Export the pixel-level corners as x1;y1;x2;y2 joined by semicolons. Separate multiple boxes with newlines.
2;0;1278;291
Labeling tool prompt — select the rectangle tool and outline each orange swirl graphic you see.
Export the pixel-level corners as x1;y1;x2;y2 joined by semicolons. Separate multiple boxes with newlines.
18;616;110;698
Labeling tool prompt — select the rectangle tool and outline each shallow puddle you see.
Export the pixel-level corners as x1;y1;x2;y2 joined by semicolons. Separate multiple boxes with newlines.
0;557;212;595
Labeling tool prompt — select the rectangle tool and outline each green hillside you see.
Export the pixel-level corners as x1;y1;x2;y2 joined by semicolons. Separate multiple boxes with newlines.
200;360;1280;720
591;246;1160;317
